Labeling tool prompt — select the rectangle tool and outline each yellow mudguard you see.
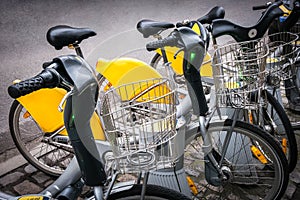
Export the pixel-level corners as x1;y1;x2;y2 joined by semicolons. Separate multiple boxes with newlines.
96;57;166;101
96;57;163;87
17;88;67;134
16;88;106;141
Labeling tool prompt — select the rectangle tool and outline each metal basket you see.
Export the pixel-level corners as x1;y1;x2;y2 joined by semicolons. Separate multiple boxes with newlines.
100;78;177;173
261;32;299;82
212;40;269;109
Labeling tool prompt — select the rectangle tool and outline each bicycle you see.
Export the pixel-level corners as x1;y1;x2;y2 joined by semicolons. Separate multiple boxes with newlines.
99;22;289;199
268;0;300;112
8;25;169;176
5;44;190;199
147;0;299;172
4;4;270;177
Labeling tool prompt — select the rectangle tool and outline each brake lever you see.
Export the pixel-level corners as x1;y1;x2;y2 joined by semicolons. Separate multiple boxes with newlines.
58;89;74;112
174;47;184;59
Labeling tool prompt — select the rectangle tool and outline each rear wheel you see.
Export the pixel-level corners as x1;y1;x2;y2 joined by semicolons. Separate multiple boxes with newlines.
184;119;288;200
9;100;73;176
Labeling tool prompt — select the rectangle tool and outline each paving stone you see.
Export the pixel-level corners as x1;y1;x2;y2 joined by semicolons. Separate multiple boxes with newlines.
44;179;54;187
0;172;24;186
13;180;42;195
284;182;297;200
290;171;300;185
292;185;300;199
24;165;37;174
32;172;51;184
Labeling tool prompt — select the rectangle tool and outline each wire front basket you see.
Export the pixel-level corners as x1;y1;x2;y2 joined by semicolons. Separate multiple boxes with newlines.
212;40;269;109
101;78;177;173
262;32;298;82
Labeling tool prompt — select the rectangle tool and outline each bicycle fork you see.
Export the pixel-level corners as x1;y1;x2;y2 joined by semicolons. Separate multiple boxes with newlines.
200;115;228;186
201;109;241;186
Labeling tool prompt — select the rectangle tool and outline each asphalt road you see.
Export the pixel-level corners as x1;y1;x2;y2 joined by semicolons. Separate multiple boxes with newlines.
0;0;267;154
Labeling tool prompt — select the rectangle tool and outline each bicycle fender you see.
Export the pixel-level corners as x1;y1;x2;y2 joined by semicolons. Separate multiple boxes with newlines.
16;88;67;134
96;57;163;87
16;88;106;141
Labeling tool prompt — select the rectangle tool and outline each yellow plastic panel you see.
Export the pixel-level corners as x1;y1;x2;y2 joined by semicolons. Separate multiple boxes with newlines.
90;111;106;140
156;47;212;77
17;88;66;133
17;88;106;140
18;196;44;200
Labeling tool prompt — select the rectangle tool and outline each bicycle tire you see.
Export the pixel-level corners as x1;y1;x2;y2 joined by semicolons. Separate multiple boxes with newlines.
9;100;73;176
184;119;288;200
107;184;190;200
250;90;297;172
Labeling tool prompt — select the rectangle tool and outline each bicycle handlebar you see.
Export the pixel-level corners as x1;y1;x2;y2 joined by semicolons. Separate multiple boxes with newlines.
281;0;300;30
253;2;272;10
253;0;300;31
8;63;61;99
146;33;178;51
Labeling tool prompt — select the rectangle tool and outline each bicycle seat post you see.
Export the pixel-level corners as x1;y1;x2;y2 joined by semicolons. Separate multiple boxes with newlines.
69;43;84;58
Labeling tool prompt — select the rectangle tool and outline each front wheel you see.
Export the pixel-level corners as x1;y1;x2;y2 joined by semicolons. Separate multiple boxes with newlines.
107;184;190;200
184;119;289;200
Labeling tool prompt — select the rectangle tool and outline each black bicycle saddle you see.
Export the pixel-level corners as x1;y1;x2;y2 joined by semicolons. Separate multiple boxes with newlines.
137;19;175;38
47;25;96;50
197;6;225;24
211;1;284;42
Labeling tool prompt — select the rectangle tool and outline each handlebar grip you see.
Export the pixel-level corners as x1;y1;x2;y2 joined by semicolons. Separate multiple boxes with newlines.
8;69;60;99
253;4;270;10
176;22;185;28
146;35;178;51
